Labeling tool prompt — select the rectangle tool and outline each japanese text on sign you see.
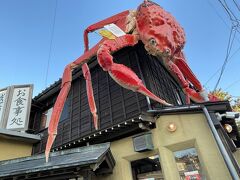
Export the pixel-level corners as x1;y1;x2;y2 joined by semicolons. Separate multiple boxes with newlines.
6;87;30;129
0;90;7;126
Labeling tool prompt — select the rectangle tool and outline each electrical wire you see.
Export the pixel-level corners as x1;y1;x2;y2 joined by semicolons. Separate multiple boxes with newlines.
214;0;240;91
44;0;58;87
224;78;240;91
222;0;240;22
232;0;240;12
204;69;220;87
213;25;236;91
203;0;240;88
204;44;240;86
217;0;240;25
207;0;240;42
232;96;240;98
220;0;240;33
203;0;240;90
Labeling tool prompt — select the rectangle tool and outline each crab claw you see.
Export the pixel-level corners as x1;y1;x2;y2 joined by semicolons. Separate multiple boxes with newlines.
98;34;172;107
109;63;172;106
208;93;220;102
45;133;56;163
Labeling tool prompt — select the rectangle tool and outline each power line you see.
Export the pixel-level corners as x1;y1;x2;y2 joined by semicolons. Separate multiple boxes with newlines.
204;0;240;87
217;0;240;33
207;0;240;42
224;78;240;91
232;96;240;98
232;0;240;11
207;0;229;27
220;0;239;22
204;70;220;87
204;0;240;90
44;0;58;87
204;44;240;86
214;25;237;90
214;0;240;91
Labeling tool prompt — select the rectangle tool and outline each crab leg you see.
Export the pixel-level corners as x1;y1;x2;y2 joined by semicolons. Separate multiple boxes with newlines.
80;11;131;130
81;11;131;129
46;11;133;162
84;10;130;51
45;42;102;162
173;53;202;91
82;63;98;129
166;59;207;103
97;34;172;106
80;11;131;129
173;54;209;102
45;64;72;163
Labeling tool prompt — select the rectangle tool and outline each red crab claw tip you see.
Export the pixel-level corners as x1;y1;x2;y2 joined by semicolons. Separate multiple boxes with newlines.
45;133;56;163
45;151;49;163
208;93;220;102
93;113;98;130
108;63;172;107
199;90;209;101
138;85;173;106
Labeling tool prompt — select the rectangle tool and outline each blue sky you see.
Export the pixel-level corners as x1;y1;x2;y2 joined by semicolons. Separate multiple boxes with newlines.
0;0;239;99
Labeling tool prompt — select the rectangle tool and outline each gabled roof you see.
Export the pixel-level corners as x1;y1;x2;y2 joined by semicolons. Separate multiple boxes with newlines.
0;142;115;179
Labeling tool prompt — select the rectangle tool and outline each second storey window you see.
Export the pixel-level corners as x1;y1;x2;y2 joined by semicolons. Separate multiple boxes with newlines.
40;98;70;130
40;107;53;130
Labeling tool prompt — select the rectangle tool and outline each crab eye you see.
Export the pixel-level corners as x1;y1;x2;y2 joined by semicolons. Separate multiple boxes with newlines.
149;38;157;46
165;48;170;54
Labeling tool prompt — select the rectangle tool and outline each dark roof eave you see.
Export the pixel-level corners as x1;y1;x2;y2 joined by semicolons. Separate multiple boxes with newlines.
0;142;114;178
0;128;40;143
147;100;232;116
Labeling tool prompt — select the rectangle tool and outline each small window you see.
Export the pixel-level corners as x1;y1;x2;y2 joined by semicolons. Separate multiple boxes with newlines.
131;155;164;180
40;107;53;129
174;148;204;180
40;99;70;129
174;90;182;105
69;177;83;180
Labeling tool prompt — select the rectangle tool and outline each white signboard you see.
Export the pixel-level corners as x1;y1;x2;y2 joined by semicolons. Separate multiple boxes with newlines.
184;170;199;176
6;85;33;130
104;23;126;37
0;88;9;128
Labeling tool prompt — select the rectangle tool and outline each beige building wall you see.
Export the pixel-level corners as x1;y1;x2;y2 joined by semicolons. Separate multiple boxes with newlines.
233;150;240;164
0;137;33;161
96;113;232;180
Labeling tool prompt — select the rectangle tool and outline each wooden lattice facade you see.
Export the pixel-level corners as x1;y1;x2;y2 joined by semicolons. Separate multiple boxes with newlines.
29;42;186;154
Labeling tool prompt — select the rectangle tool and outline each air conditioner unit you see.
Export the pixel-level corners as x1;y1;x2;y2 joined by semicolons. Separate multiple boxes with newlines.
132;132;154;152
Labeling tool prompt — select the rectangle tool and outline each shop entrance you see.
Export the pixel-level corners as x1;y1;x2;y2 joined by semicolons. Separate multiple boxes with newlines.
131;155;164;180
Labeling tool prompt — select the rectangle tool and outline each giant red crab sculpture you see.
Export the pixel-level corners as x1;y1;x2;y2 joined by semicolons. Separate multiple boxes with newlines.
45;0;210;162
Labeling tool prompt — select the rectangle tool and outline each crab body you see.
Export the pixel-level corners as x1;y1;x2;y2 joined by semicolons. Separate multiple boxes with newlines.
45;0;210;162
136;1;185;57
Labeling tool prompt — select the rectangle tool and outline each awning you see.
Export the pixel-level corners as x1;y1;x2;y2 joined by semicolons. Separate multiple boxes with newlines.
0;142;115;180
0;128;40;143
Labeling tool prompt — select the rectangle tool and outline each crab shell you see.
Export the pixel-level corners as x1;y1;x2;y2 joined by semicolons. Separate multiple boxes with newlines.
136;1;186;57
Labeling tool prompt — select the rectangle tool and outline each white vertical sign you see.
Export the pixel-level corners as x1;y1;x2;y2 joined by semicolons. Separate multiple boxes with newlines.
6;85;33;130
0;89;9;128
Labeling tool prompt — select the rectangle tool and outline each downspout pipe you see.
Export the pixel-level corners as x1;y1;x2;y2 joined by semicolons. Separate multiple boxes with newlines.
202;106;239;180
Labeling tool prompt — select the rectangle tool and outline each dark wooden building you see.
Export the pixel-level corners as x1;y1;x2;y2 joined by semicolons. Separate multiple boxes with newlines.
1;42;240;180
29;42;186;154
